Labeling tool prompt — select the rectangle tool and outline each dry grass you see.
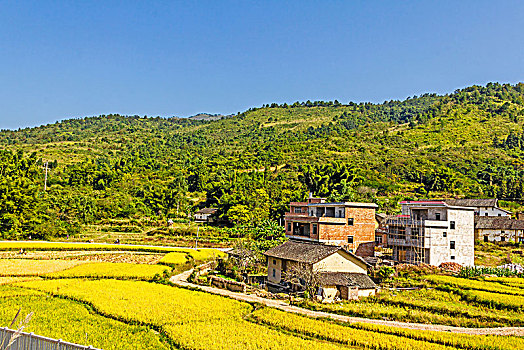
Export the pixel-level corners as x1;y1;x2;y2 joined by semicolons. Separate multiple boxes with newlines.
66;253;163;264
0;259;84;276
0;277;40;285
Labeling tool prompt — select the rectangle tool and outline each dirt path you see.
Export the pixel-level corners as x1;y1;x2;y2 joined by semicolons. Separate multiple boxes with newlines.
170;268;524;336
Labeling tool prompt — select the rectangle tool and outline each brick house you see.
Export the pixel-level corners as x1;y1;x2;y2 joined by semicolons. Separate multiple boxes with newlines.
264;240;376;300
284;197;378;257
386;201;475;266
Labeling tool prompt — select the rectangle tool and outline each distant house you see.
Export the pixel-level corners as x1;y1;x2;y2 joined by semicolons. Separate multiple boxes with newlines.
284;196;378;257
264;240;376;300
475;217;524;243
386;201;475;267
444;199;511;217
375;213;389;246
194;208;218;223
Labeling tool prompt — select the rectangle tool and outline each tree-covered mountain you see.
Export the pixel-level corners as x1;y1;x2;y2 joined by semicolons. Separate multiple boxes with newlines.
1;82;524;239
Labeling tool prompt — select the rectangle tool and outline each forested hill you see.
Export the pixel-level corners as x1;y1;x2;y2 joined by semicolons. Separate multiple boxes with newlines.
1;82;524;238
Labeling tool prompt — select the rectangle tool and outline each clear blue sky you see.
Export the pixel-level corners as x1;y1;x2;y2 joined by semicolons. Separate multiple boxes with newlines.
1;1;524;130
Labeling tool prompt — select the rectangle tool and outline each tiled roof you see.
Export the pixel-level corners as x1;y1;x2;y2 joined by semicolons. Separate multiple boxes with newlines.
195;208;218;215
264;240;369;266
444;199;498;208
318;272;377;289
475;217;524;230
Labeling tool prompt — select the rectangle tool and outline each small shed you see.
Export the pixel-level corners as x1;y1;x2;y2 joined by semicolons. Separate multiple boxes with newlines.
194;208;218;223
475;217;524;243
318;272;377;300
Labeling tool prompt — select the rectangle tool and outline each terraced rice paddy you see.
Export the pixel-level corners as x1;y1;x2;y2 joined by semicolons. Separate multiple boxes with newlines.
0;242;521;349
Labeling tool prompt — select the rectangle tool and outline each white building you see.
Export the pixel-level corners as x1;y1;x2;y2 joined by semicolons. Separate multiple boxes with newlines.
444;199;511;217
386;201;475;267
193;208;218;223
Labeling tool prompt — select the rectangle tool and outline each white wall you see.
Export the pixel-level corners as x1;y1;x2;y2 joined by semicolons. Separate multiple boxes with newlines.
267;257;282;283
428;209;474;266
313;251;367;273
477;229;524;243
478;207;511;217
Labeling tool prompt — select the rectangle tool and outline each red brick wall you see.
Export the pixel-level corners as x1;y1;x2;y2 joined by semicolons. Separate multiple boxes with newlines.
318;207;376;257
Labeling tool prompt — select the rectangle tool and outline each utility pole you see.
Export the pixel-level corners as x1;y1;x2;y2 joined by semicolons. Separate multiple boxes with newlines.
195;225;199;249
43;161;49;191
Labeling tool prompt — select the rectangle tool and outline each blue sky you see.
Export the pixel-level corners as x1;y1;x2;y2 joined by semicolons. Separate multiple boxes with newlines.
1;1;524;129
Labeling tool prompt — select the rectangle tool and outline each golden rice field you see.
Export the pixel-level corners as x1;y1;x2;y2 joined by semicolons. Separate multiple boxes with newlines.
485;276;524;289
159;252;189;265
16;279;345;350
426;275;524;296
250;307;524;350
185;249;227;261
45;262;170;280
0;259;84;276
0;241;226;257
0;243;520;350
0;286;169;350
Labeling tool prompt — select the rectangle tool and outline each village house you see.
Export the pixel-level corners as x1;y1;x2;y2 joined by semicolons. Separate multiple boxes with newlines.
443;198;511;217
194;208;218;224
264;240;377;300
386;201;475;266
475;216;524;243
284;196;378;257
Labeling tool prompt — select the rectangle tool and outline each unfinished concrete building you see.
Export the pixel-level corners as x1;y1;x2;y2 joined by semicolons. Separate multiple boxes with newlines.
386;201;475;266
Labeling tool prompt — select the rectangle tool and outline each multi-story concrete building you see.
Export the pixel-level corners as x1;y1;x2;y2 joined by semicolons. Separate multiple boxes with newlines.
386;201;475;266
284;197;378;257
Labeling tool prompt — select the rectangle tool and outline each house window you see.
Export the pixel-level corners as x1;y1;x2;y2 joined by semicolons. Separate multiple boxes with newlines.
287;223;291;232
272;259;276;265
498;214;501;217
501;237;506;242
450;241;455;249
272;269;276;278
484;236;488;242
348;236;354;244
443;232;447;237
485;213;488;216
451;256;455;260
338;210;344;218
294;207;302;213
312;224;318;235
435;213;441;220
450;221;455;229
348;218;354;226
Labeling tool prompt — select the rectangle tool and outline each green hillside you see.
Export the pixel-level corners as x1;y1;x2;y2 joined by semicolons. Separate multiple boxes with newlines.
1;82;524;239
